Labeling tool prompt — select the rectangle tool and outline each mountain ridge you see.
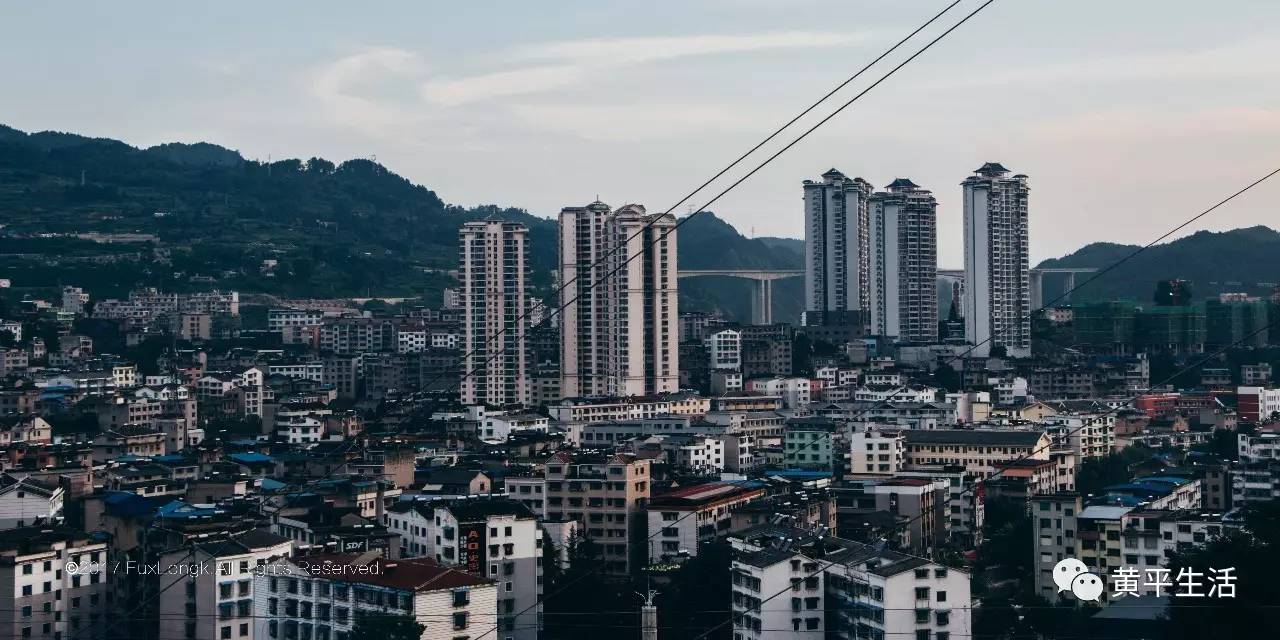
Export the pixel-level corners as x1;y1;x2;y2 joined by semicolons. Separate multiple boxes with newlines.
0;123;800;320
1036;225;1280;301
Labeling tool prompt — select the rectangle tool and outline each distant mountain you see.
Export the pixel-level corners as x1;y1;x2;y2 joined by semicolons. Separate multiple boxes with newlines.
1036;225;1280;302
676;213;802;269
674;213;804;323
757;236;804;257
0;124;797;320
145;142;245;167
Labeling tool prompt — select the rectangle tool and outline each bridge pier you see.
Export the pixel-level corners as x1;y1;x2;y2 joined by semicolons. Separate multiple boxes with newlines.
675;269;802;325
1030;270;1044;311
752;278;773;325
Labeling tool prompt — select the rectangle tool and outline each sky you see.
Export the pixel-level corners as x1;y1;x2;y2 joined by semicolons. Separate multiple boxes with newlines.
2;0;1279;268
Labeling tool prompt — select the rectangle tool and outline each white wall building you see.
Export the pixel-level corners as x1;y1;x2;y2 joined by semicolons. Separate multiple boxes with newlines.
0;526;110;640
747;377;811;410
459;220;531;407
961;163;1030;357
254;555;497;640
706;329;743;371
0;477;64;528
559;201;680;399
847;427;905;476
730;527;971;640
158;530;292;640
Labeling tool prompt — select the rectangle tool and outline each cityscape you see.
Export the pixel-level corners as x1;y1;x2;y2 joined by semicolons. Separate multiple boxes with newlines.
1;2;1279;640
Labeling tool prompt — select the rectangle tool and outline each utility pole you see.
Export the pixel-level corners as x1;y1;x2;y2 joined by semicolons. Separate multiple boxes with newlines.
637;590;659;640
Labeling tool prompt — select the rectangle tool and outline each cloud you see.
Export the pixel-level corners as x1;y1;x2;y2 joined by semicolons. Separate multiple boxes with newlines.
310;47;428;133
421;31;868;106
514;31;865;66
506;102;771;142
420;64;583;107
1029;106;1280;142
926;38;1280;91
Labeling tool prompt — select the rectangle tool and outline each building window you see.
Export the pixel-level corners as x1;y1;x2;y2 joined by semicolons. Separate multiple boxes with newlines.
453;613;468;630
453;590;470;607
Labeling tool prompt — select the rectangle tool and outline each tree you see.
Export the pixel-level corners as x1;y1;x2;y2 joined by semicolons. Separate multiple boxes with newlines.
656;541;733;639
976;497;1033;586
932;365;962;394
1165;502;1280;639
1191;429;1239;461
1075;446;1151;497
543;534;635;640
348;613;424;640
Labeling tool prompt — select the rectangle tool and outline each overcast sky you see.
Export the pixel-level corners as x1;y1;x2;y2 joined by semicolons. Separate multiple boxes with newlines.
3;0;1279;267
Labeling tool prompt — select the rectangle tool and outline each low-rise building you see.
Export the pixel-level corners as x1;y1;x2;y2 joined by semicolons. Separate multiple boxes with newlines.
255;554;496;640
646;481;766;564
0;526;111;640
902;429;1051;480
729;525;971;640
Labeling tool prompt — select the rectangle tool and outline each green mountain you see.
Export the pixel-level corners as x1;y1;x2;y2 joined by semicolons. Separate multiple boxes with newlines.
1036;226;1280;303
674;213;804;323
0;124;800;320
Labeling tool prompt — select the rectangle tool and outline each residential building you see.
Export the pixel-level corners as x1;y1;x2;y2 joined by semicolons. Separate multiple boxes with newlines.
544;452;651;575
423;499;543;640
730;525;970;640
646;481;766;564
1239;430;1280;463
0;475;64;528
1242;363;1272;386
1031;493;1082;600
0;526;111;640
803;169;872;320
156;529;292;640
1237;386;1280;423
868;178;938;342
254;554;497;640
706;329;742;371
458;220;531;407
61;286;90;314
902;429;1050;480
547;393;709;424
961;163;1030;357
783;418;838;472
747;377;811;410
847;427;905;477
558;201;679;398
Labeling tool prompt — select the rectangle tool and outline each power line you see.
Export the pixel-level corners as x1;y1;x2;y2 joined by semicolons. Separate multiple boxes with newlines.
688;316;1279;640
268;0;982;550
472;1;1003;638
418;0;973;407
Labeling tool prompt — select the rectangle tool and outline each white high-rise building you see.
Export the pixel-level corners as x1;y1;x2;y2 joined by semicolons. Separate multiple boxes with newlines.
705;328;742;371
459;220;531;406
803;169;872;318
559;201;611;398
962;163;1030;357
559;201;679;398
869;178;938;343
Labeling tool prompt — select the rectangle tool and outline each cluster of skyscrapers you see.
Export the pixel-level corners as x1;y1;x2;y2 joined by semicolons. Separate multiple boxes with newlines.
803;162;1031;357
558;202;679;398
460;162;1030;408
459;202;680;407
